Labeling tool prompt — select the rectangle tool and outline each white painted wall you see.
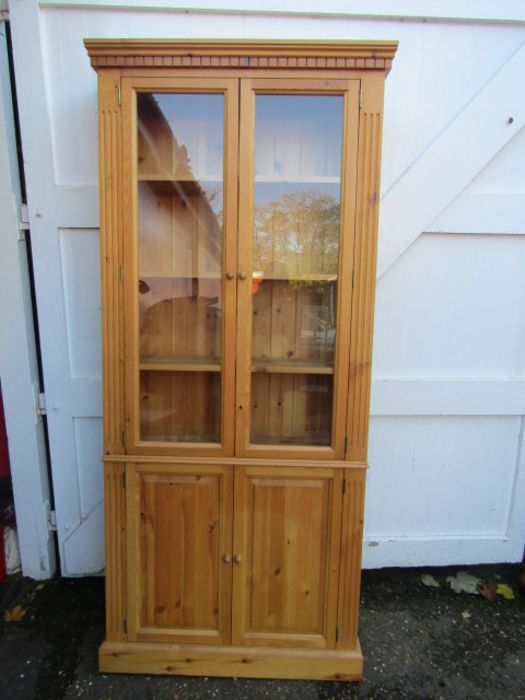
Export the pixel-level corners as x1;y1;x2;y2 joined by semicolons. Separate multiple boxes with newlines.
5;0;525;573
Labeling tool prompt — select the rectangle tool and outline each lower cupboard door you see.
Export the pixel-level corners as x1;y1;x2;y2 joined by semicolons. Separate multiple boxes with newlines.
232;466;343;648
126;464;233;644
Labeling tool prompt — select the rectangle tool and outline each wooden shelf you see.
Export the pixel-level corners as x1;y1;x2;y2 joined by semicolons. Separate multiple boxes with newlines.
138;272;335;281
251;358;334;375
254;175;340;184
253;272;337;282
138;177;202;196
138;174;222;196
139;271;222;280
139;433;220;443
140;356;221;372
138;173;222;182
250;434;331;446
139;173;335;184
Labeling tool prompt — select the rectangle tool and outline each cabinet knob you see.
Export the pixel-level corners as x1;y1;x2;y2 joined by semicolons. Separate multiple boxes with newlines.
238;272;247;280
223;554;232;563
234;554;242;564
226;272;234;280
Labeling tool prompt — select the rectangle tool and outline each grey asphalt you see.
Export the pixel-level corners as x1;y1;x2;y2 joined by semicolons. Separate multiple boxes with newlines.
0;564;523;699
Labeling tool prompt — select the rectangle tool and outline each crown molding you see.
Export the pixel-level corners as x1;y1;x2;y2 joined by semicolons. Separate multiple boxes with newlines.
84;39;398;72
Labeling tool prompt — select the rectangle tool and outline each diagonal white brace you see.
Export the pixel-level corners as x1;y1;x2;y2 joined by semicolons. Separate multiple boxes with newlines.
378;42;525;278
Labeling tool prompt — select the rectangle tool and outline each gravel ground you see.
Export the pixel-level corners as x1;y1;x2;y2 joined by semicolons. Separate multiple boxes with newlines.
0;565;524;700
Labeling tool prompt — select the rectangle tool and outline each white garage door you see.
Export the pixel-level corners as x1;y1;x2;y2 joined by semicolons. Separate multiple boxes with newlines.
8;2;525;574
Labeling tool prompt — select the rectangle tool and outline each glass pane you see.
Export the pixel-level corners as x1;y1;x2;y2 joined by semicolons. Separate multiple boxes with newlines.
137;93;224;443
250;94;343;446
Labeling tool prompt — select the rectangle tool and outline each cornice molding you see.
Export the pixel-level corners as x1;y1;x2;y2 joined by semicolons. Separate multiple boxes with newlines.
84;39;398;72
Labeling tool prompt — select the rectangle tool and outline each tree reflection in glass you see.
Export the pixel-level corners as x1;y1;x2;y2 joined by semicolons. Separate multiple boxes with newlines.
250;94;343;446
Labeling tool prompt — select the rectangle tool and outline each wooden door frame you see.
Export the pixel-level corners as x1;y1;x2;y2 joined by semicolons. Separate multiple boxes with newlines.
126;462;234;644
121;76;239;458
231;464;343;648
235;77;360;460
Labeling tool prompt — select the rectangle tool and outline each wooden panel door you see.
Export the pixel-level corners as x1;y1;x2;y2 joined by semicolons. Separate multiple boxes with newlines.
126;463;233;644
122;77;239;457
235;78;360;460
232;466;343;648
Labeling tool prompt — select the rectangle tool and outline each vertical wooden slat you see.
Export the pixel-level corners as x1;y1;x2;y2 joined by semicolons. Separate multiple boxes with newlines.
104;462;127;641
122;78;139;449
221;79;240;457
126;464;141;640
347;73;385;462
337;466;366;648
235;79;256;454
332;80;359;458
98;71;125;455
325;468;344;647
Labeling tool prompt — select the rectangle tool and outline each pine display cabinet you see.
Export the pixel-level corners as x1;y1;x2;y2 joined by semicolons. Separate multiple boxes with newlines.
85;39;397;681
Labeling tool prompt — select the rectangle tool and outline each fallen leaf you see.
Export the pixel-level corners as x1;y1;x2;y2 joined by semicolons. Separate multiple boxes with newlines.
461;611;471;620
4;605;27;622
421;574;440;588
446;571;481;595
477;580;497;602
496;584;515;600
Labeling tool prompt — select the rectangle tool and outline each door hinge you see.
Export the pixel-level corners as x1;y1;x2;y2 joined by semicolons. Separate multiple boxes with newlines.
37;392;47;416
33;385;47;423
359;88;363;110
19;202;29;239
342;478;346;496
117;80;122;107
44;500;57;532
48;509;57;532
335;626;339;642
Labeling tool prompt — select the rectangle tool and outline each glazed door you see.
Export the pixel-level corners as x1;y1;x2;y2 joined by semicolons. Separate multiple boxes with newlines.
232;466;343;648
235;79;360;459
122;78;238;457
126;463;233;644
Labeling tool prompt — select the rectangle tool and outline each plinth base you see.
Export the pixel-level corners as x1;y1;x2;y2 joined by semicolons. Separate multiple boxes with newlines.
99;639;363;681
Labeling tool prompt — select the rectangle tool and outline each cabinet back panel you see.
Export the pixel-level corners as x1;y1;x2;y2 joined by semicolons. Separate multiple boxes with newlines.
138;186;223;280
140;370;220;443
137;93;174;175
252;280;336;364
139;283;221;359
250;373;332;446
